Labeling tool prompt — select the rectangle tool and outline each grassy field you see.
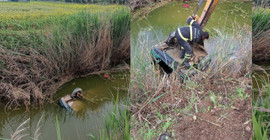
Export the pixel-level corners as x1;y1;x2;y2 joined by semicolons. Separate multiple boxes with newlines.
130;27;252;139
0;2;128;49
0;2;130;108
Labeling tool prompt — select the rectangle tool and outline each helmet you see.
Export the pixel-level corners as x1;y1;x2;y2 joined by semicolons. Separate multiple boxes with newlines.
71;88;82;97
166;31;177;46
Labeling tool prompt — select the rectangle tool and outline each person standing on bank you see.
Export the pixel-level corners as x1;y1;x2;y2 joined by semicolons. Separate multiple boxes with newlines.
166;16;209;69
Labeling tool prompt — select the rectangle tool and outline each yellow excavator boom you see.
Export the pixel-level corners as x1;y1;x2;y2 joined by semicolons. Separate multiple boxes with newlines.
194;0;219;29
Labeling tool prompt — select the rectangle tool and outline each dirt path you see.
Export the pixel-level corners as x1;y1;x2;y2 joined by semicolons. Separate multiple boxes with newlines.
173;95;252;140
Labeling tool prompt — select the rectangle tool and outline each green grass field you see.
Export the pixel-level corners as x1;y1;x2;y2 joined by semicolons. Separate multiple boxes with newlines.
0;2;129;49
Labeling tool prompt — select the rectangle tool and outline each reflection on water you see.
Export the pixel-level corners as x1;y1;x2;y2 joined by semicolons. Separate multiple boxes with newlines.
0;71;129;140
0;107;30;139
253;64;270;98
131;1;251;47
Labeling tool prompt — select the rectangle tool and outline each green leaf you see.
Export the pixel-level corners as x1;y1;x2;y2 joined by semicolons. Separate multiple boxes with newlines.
56;116;62;140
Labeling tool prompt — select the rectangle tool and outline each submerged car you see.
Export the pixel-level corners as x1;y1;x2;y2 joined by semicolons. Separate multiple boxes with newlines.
59;88;84;111
150;41;210;78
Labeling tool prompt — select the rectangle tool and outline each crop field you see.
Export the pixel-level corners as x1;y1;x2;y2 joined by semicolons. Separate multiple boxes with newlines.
0;2;129;49
0;2;123;27
0;2;130;108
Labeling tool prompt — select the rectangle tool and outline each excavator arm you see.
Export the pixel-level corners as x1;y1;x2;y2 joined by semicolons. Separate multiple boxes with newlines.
194;0;219;29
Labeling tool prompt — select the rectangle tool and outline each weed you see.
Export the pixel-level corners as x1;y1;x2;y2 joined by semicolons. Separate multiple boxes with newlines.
88;93;130;140
252;71;270;139
0;118;30;140
235;88;249;100
210;92;217;108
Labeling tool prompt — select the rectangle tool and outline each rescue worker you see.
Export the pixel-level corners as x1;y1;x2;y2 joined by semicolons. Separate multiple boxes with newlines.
166;16;209;68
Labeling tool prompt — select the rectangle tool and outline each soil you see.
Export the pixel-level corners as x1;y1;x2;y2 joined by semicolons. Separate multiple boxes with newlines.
173;97;252;140
172;78;252;140
131;76;252;140
130;0;170;21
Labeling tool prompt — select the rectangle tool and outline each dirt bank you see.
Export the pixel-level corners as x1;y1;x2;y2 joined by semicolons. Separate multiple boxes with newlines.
130;75;252;139
130;0;170;21
0;28;130;109
130;0;167;12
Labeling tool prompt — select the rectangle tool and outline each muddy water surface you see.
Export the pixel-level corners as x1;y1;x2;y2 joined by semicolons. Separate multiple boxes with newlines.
0;71;129;139
253;64;270;98
131;1;251;47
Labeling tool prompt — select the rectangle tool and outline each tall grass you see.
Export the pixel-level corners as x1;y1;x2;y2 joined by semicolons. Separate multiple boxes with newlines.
252;8;270;63
88;93;130;140
0;118;30;140
0;3;130;108
253;0;269;7
252;4;270;139
252;8;270;36
252;72;270;139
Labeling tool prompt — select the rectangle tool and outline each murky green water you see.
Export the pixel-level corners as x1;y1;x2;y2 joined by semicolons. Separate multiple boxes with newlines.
0;106;30;139
253;64;270;98
0;71;129;139
131;1;251;47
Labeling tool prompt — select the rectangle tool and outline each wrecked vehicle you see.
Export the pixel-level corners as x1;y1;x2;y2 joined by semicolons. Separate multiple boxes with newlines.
151;0;219;78
59;88;84;111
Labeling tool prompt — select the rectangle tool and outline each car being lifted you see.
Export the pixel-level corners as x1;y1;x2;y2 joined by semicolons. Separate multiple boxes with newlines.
151;0;219;78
